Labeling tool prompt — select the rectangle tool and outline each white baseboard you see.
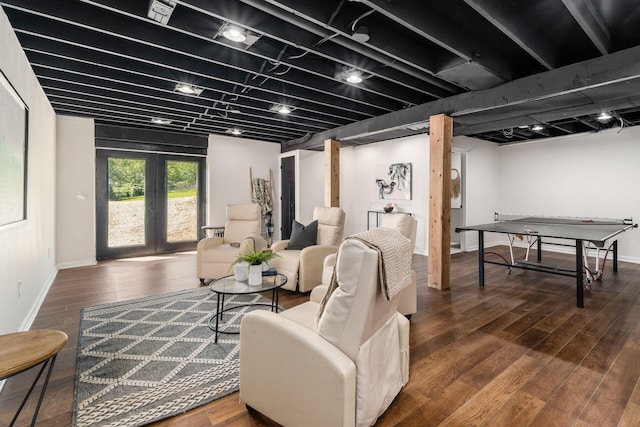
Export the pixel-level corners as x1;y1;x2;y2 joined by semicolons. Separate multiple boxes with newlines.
57;259;97;270
19;267;59;332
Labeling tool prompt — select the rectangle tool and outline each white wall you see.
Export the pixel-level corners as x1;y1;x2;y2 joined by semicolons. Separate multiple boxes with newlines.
341;135;431;254
298;150;324;223
56;115;96;268
208;135;281;237
497;126;640;262
454;136;502;251
0;8;57;334
328;134;502;255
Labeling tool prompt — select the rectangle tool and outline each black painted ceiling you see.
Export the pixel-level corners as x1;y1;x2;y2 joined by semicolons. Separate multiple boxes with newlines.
2;0;640;150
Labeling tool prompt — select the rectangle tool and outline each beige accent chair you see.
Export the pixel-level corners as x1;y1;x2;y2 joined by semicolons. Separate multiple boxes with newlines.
240;231;410;427
270;207;345;292
315;213;418;316
197;204;267;283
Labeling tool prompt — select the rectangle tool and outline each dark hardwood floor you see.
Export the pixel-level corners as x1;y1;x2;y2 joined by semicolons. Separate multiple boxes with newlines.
2;247;640;426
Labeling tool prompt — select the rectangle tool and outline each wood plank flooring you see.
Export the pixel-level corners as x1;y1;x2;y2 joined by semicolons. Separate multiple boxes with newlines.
1;247;640;426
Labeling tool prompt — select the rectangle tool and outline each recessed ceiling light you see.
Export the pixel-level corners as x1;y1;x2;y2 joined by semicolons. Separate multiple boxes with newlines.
150;117;172;125
270;104;292;114
174;83;204;95
222;25;247;42
596;111;613;122
216;23;261;47
226;128;243;136
345;71;363;84
531;124;544;131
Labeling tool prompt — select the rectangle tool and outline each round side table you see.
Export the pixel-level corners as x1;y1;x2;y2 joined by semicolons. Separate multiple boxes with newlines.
0;329;68;427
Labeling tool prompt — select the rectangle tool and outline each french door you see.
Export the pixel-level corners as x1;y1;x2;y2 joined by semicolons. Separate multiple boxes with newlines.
96;150;206;260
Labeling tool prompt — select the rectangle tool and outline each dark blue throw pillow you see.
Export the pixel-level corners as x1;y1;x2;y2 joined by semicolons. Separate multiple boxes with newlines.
287;220;318;250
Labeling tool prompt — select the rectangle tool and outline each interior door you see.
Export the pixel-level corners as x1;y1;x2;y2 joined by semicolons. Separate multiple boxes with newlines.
280;155;296;239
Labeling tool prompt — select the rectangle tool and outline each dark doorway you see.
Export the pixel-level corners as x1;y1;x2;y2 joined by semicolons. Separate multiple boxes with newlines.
280;155;296;239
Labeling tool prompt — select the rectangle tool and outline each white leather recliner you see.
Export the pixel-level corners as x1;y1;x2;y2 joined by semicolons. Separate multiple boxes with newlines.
240;228;411;427
315;213;418;316
196;204;266;283
270;207;345;292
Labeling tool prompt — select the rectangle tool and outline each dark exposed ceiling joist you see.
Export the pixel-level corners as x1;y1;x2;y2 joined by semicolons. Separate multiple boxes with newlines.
355;0;512;83
561;0;610;55
236;0;462;94
2;0;639;146
284;44;640;151
462;0;557;70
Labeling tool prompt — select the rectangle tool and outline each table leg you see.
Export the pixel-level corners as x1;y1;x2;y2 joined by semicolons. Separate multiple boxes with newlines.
613;240;618;272
537;238;542;262
478;231;485;287
8;354;57;427
274;288;279;313
214;294;221;343
576;239;584;308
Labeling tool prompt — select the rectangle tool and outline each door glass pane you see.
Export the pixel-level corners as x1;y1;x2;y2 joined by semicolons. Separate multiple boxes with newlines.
107;158;146;247
166;160;198;242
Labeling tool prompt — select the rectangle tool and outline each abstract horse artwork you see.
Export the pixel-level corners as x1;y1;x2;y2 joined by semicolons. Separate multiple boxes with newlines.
375;162;412;200
375;179;396;199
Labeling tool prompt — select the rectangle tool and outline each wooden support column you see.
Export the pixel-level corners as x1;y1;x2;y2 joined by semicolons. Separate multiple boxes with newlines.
428;114;452;290
325;139;340;207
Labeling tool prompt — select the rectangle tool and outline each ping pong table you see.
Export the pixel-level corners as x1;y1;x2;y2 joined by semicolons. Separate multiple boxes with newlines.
456;214;637;308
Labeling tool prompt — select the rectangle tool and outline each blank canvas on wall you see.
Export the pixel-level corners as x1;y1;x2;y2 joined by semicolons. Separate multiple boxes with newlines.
375;162;412;200
0;70;28;226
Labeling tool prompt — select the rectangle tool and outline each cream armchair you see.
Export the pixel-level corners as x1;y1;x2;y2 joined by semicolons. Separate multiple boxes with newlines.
197;204;266;283
270;207;345;292
315;213;418;316
240;229;411;427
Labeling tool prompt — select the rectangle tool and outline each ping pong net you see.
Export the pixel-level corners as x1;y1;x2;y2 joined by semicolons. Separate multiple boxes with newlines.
493;213;634;226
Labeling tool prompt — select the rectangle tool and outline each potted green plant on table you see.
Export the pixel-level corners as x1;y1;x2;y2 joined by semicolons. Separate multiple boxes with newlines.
234;248;279;285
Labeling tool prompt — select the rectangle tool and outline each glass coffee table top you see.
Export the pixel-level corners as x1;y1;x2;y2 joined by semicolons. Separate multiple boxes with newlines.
207;273;288;343
209;274;287;295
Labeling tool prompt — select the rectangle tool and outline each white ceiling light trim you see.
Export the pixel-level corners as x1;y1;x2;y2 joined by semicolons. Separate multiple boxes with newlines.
150;117;172;125
174;83;204;95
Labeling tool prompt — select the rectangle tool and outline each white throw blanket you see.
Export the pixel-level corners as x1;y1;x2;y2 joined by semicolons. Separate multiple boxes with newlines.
318;228;412;319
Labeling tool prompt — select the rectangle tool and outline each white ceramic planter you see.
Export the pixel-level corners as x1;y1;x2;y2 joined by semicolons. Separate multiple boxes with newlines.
233;262;249;282
248;264;263;286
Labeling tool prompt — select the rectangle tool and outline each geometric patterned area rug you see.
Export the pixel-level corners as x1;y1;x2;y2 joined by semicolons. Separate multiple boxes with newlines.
73;287;274;427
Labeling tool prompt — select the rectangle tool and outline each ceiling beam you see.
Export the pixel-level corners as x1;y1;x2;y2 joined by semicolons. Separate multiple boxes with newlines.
355;0;513;82
561;0;610;55
284;44;640;151
462;0;557;70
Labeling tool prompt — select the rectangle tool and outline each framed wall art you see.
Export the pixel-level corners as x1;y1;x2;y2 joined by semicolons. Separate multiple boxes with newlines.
375;162;412;200
0;69;29;226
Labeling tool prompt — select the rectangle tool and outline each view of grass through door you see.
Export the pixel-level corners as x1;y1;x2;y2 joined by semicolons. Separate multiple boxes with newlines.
166;160;198;242
97;150;205;260
108;157;146;247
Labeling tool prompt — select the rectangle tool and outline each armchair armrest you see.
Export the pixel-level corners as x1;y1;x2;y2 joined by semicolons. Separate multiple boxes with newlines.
270;239;289;252
298;245;339;292
321;253;337;285
240;310;356;427
196;236;224;252
239;234;268;253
